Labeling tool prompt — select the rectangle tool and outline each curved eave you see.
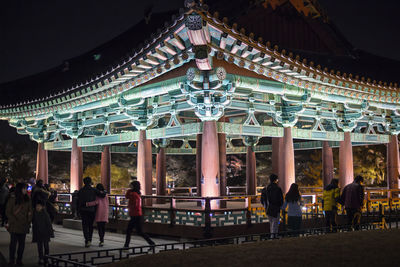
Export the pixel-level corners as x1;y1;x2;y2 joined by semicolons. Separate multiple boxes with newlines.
0;12;192;119
200;10;400;108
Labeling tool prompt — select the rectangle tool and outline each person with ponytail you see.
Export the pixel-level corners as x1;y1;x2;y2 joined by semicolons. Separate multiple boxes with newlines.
123;180;155;248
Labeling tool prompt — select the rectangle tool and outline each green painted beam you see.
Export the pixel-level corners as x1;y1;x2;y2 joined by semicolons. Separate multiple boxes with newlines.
44;122;390;150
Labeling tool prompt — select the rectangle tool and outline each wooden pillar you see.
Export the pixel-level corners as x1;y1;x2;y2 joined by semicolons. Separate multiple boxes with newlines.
196;134;202;197
101;145;111;193
339;132;353;188
218;133;227;196
281;127;295;194
246;145;256;195
35;143;48;184
272;137;283;180
70;139;83;192
137;130;153;204
218;133;227;208
387;134;400;189
201;121;220;208
322;141;334;187
156;147;166;204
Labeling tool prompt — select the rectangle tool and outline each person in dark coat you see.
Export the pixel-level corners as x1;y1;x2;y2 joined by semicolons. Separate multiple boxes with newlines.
341;175;364;230
77;177;105;247
32;200;54;265
6;183;32;266
261;174;283;238
46;187;58;223
31;180;50;207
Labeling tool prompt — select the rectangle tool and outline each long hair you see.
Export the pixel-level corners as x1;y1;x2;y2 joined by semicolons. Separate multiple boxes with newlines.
130;181;141;195
285;183;300;203
15;182;29;205
96;183;105;191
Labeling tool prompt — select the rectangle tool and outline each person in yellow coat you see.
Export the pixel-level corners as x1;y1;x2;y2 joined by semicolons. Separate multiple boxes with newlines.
322;179;340;232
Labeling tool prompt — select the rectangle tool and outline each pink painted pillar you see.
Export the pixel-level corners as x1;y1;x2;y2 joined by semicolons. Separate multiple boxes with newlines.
156;147;166;204
36;143;48;184
280;127;295;194
218;133;227;196
272;137;283;179
137;130;153;205
196;134;202;197
322;141;334;187
387;135;400;189
101;145;111;193
201;121;220;208
339;132;354;188
246;146;256;195
219;133;227;208
70;139;83;192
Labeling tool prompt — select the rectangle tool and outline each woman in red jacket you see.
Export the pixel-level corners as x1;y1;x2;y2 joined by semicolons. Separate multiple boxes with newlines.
123;181;155;247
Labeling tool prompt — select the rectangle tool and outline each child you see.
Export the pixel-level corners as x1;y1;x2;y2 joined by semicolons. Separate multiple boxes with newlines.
32;200;54;265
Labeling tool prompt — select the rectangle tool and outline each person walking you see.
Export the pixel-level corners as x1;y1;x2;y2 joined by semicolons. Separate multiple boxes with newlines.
32;200;54;265
0;178;9;227
78;177;105;247
322;178;340;232
6;183;32;266
261;174;283;239
124;180;155;247
282;183;302;236
341;175;364;230
86;183;109;247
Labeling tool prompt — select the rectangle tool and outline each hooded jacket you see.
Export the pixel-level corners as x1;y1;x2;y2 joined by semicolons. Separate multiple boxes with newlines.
322;183;340;211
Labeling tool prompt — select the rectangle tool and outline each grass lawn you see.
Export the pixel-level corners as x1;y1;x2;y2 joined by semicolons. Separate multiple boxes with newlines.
104;229;400;267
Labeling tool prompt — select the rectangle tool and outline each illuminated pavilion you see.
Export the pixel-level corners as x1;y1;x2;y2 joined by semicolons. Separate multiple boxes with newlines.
1;0;399;200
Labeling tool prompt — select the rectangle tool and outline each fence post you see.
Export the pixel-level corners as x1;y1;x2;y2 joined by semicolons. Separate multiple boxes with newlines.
204;198;212;238
246;197;252;226
169;197;176;227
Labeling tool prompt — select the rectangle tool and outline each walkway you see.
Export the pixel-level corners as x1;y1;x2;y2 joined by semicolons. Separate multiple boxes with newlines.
0;224;187;266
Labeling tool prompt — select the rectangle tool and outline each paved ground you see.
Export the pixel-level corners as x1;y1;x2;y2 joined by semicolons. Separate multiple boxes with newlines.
0;223;186;266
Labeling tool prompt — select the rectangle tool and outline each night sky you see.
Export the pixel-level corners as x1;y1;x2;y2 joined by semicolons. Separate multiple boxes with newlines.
0;0;399;84
0;0;399;141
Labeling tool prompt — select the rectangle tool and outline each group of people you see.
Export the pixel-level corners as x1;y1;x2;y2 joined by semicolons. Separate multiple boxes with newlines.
75;177;154;248
0;178;56;266
1;176;155;265
261;174;365;238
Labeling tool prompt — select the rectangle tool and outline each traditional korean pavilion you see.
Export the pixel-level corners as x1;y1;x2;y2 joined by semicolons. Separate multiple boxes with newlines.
1;0;400;200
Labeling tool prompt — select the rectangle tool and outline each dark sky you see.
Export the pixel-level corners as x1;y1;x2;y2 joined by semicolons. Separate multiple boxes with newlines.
1;0;400;142
0;0;400;84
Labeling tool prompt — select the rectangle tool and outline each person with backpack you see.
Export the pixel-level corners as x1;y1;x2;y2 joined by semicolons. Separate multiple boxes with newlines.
261;174;283;239
32;200;54;265
322;178;340;232
86;183;109;247
6;183;32;266
124;180;155;247
77;177;106;247
282;183;302;236
341;175;364;230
